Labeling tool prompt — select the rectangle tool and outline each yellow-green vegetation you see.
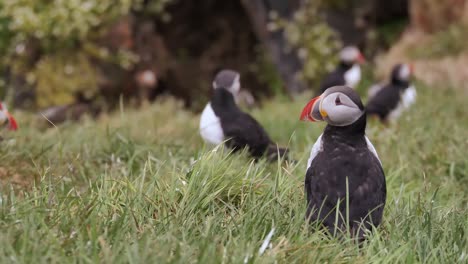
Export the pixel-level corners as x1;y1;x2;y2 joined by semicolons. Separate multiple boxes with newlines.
0;79;466;262
0;0;172;45
251;48;284;96
34;53;99;107
0;0;172;107
1;0;137;48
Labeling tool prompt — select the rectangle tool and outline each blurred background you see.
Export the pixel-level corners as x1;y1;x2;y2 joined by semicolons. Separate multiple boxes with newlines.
0;0;467;122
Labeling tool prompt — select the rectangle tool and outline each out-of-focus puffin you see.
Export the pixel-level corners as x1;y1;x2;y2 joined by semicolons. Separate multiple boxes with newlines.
0;102;18;131
200;69;288;160
318;46;365;94
300;86;386;240
366;63;416;122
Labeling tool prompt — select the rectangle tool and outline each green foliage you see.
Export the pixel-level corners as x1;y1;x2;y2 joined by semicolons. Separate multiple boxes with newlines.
374;18;409;49
251;47;285;96
0;0;134;51
34;53;99;107
272;0;341;85
321;0;350;9
0;0;172;107
133;0;173;18
0;79;466;262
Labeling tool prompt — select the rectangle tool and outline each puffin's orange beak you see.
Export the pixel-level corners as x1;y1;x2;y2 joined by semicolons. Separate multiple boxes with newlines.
357;53;366;64
300;96;324;122
6;112;18;131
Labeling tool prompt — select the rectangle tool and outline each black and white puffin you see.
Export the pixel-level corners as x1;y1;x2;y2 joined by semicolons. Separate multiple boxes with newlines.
0;102;18;131
366;63;416;122
300;86;386;239
318;46;365;94
199;69;288;160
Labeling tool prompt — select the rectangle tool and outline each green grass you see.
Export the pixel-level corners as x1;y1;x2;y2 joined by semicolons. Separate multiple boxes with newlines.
0;82;467;263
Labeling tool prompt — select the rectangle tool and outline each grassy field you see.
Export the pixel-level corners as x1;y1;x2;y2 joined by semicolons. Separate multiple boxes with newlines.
0;81;467;263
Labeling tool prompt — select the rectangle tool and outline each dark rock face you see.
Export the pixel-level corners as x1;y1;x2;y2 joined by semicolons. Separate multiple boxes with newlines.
68;1;308;110
90;0;409;109
324;0;409;48
149;0;269;109
241;0;306;95
6;0;411;115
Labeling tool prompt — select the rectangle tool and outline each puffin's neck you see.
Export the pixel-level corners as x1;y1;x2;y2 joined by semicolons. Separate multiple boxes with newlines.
338;61;354;72
210;88;240;116
391;78;410;88
323;113;367;142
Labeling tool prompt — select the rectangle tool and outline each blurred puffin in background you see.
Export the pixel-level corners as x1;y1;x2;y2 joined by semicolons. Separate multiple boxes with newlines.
0;102;18;131
199;69;289;161
318;46;365;94
300;86;386;240
366;63;416;123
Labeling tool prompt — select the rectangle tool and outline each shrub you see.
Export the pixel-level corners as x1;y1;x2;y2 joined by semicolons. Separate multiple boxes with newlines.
271;0;341;86
0;0;171;107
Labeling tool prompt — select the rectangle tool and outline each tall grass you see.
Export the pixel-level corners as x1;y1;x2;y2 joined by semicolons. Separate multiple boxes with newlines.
0;81;466;263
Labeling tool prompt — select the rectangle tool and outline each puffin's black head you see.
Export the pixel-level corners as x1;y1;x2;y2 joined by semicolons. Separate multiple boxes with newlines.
339;46;365;66
300;86;364;126
213;69;241;96
390;63;413;85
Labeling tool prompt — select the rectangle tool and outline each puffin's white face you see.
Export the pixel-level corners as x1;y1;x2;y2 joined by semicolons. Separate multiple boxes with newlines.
340;46;365;65
229;76;241;95
397;64;412;81
320;92;363;126
300;86;364;127
213;75;241;96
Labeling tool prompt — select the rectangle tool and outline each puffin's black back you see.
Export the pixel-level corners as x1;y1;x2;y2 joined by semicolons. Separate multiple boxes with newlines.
366;76;410;120
318;63;352;94
210;88;272;157
305;114;386;239
366;84;400;120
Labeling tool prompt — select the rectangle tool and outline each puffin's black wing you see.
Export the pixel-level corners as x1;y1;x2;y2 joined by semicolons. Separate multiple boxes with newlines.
305;146;386;236
366;84;400;120
319;70;346;94
349;152;386;236
220;112;272;158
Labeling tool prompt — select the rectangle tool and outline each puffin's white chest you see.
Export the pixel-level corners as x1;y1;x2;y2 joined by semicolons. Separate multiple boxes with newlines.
199;103;224;145
344;64;361;88
367;82;384;99
307;134;323;169
365;136;382;165
401;85;417;108
307;134;381;169
388;85;417;121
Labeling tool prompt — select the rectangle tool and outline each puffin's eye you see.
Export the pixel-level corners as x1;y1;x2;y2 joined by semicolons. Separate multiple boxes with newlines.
335;96;342;105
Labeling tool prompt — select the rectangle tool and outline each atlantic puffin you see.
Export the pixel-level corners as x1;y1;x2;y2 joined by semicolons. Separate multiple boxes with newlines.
0;102;18;131
318;46;365;94
300;86;386;240
199;69;288;160
366;63;416;122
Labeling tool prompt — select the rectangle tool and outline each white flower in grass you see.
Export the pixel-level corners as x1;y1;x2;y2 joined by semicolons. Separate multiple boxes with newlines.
259;227;275;255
